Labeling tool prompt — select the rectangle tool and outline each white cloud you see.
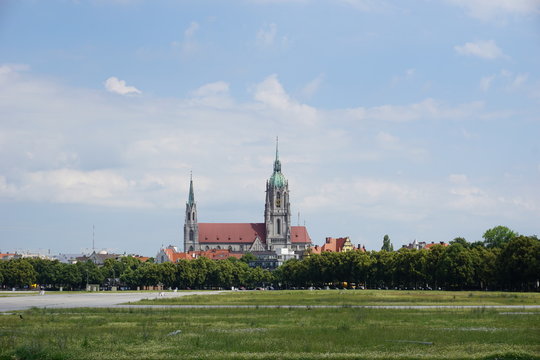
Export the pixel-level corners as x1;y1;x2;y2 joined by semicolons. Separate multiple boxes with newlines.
253;74;318;125
478;71;530;93
339;0;392;12
190;81;229;97
511;73;528;89
298;177;432;222
480;75;495;91
256;23;290;49
171;21;200;56
300;74;324;99
257;23;277;47
376;132;399;149
0;64;30;77
184;21;199;38
446;0;540;21
449;174;468;184
391;68;415;86
346;98;485;123
2;64;539;252
454;40;505;60
104;76;141;95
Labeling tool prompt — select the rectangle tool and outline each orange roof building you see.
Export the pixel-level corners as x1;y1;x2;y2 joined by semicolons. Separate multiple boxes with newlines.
309;237;364;255
0;253;18;261
156;246;243;263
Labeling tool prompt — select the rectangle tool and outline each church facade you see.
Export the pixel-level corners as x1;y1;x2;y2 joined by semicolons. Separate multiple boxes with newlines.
183;143;312;253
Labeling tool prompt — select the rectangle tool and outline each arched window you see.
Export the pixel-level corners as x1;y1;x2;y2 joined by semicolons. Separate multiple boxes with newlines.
205;246;210;251
187;212;191;221
228;246;233;251
192;211;195;221
188;246;194;252
189;229;194;241
216;245;221;250
276;192;281;208
277;218;281;235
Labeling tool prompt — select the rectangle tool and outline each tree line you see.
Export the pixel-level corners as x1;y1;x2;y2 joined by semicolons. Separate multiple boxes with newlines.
0;255;273;290
278;235;539;291
1;226;538;291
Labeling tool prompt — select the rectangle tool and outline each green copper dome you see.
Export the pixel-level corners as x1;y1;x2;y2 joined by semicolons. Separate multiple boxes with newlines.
270;171;286;188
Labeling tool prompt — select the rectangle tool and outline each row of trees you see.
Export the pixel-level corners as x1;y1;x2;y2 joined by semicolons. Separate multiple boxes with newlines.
0;255;274;290
280;235;539;291
1;227;538;292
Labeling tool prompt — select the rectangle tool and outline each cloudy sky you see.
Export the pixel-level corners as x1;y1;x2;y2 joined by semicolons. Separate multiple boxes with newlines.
1;0;539;256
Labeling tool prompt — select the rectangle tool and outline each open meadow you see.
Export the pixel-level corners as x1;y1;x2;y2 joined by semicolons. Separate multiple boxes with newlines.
0;290;538;359
135;289;540;306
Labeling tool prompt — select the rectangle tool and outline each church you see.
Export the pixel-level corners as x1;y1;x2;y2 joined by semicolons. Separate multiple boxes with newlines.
183;142;312;254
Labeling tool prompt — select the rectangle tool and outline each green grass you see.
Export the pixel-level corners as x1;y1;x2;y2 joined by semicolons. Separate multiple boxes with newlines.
0;306;538;359
133;290;540;306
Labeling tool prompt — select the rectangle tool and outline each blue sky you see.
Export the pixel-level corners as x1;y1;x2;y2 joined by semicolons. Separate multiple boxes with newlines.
1;0;539;256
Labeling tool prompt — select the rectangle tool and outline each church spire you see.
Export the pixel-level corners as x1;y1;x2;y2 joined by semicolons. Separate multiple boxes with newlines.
274;136;281;173
188;172;195;206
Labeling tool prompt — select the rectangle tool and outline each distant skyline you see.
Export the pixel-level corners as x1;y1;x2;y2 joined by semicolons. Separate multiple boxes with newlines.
1;0;539;255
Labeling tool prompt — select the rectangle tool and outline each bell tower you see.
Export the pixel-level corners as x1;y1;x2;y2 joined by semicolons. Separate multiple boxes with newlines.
183;173;199;252
265;138;291;251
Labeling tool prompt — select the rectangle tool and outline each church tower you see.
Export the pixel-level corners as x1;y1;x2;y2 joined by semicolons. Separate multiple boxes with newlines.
265;138;291;251
183;174;199;252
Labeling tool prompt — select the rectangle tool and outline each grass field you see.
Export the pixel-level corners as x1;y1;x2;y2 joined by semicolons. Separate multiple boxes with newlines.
1;290;539;359
0;306;538;359
134;289;540;306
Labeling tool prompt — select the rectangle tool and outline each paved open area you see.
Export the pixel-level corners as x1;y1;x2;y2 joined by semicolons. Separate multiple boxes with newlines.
0;291;223;312
2;291;540;312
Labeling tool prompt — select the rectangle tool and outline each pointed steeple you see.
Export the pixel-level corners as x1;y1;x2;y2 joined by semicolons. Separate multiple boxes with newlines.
273;136;281;173
188;172;195;205
269;137;286;188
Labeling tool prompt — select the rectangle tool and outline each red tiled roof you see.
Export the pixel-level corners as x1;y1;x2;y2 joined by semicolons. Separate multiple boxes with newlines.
198;223;266;244
165;249;243;262
291;226;311;244
198;223;311;245
310;237;350;254
199;249;243;260
425;242;448;249
133;256;151;262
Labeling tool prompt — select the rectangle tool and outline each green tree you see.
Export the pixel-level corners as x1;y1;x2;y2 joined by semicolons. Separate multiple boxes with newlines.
240;253;257;264
27;258;59;287
120;268;140;289
76;261;104;288
470;246;497;290
381;234;394;251
102;258;126;281
137;263;162;287
350;251;374;287
175;260;196;289
483;225;518;249
497;236;540;291
371;250;396;288
55;263;82;290
0;261;5;285
158;262;177;288
450;237;470;248
439;244;474;289
4;259;37;288
425;244;446;289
